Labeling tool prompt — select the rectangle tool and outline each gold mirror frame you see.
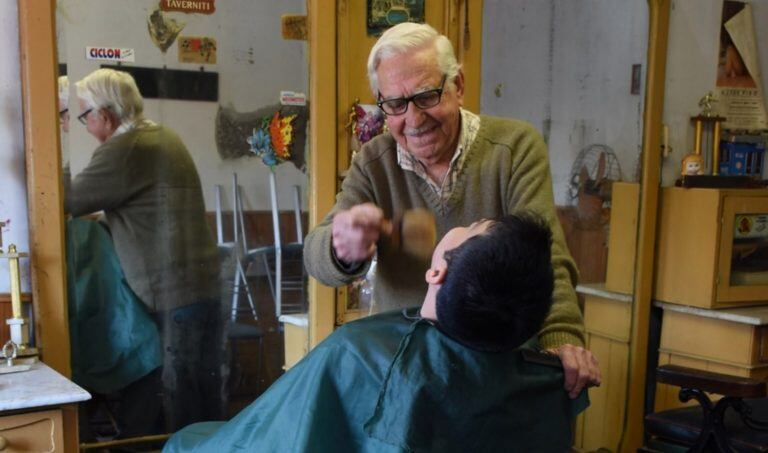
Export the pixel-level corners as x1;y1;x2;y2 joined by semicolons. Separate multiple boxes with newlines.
623;1;670;449
19;1;669;449
17;1;69;376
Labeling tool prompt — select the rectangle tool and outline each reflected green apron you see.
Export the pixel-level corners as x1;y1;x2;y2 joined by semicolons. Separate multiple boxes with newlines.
67;218;162;394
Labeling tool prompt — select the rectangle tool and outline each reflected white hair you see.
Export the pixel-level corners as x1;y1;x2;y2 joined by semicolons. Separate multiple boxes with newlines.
367;22;461;96
58;76;69;108
75;68;144;126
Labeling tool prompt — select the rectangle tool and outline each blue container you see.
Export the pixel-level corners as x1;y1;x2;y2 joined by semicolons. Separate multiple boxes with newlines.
719;140;765;176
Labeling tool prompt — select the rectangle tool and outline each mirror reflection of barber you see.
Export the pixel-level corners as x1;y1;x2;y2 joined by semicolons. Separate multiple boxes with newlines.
64;68;223;434
304;23;600;399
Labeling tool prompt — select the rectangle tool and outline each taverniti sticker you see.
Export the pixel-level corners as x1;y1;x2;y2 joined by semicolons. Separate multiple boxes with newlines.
178;36;217;64
160;0;215;14
85;47;135;62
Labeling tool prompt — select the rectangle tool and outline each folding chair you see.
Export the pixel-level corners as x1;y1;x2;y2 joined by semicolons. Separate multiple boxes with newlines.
237;172;306;319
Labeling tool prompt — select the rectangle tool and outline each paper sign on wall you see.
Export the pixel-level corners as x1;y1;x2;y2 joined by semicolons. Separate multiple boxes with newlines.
160;0;215;15
280;91;306;106
714;2;768;130
85;47;135;62
178;36;217;64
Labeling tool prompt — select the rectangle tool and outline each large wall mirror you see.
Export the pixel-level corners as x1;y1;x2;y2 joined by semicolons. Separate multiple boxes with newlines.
54;0;310;441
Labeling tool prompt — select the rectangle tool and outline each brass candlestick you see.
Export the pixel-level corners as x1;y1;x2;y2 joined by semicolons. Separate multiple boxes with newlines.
1;244;36;357
8;244;21;319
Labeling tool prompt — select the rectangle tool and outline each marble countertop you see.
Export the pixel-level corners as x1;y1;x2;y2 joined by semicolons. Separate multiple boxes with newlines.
279;313;308;327
653;301;768;326
576;282;633;303
0;361;91;412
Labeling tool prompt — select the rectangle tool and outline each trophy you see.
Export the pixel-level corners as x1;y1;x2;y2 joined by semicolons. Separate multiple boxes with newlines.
685;92;727;176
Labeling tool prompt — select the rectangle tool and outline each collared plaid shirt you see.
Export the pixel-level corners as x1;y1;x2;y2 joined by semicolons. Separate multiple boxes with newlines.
396;108;481;202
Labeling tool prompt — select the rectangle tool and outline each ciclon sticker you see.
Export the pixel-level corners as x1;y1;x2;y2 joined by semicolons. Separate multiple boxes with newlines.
85;47;135;62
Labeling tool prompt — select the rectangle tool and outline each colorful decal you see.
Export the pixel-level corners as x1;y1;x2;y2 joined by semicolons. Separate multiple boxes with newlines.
735;214;768;239
178;36;217;64
148;8;186;53
367;0;425;36
353;104;385;145
247;111;298;170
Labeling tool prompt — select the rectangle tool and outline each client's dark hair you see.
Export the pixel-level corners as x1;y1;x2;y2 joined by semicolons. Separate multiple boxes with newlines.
435;213;554;352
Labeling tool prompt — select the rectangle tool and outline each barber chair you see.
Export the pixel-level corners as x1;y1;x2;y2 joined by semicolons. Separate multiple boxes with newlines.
641;364;768;452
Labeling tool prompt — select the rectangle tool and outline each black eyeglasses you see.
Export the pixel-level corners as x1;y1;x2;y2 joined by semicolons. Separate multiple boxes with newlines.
77;108;94;125
377;75;447;116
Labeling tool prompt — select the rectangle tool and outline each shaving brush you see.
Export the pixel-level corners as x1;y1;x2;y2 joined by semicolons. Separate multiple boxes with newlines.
382;209;437;260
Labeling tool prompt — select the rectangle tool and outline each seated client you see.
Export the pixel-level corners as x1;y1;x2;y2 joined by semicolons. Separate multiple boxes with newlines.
164;213;589;452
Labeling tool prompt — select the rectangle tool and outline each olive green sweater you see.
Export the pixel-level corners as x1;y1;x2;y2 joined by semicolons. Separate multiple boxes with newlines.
304;115;584;348
64;124;220;312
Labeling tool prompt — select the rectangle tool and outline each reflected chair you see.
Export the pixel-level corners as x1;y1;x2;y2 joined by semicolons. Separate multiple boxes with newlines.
641;364;768;452
236;172;306;319
215;172;307;394
215;176;265;397
255;178;306;317
217;243;264;396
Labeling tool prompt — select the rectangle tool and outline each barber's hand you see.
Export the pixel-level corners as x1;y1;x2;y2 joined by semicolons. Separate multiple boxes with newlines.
332;203;388;263
549;344;601;399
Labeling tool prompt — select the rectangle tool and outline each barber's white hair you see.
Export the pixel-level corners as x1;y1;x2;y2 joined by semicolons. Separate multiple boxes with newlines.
58;76;69;108
367;22;461;96
75;68;144;127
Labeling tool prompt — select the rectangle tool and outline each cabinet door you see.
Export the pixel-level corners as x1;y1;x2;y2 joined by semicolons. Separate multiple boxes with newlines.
0;409;64;452
716;196;768;304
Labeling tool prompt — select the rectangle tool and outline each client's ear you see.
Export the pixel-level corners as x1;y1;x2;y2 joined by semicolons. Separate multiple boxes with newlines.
424;266;447;285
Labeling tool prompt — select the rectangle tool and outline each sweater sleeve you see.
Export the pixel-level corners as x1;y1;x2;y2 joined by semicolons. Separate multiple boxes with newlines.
64;136;138;217
505;124;585;349
303;151;378;287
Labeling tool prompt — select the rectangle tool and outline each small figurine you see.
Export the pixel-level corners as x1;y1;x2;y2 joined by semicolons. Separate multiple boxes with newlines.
698;91;717;117
681;153;705;176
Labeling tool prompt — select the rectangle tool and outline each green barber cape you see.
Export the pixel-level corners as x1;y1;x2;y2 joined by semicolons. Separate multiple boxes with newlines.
164;309;588;452
67;218;162;394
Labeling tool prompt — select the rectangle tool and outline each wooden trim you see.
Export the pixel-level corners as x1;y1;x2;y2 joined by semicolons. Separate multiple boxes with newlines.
62;403;80;452
443;0;482;112
0;293;33;303
443;0;460;51
457;0;483;113
307;0;338;348
17;0;71;376
620;1;670;451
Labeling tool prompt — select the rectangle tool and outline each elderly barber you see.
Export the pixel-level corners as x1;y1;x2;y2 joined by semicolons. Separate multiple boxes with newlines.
65;68;222;432
304;23;599;397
